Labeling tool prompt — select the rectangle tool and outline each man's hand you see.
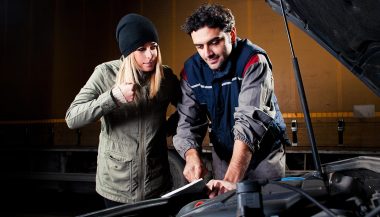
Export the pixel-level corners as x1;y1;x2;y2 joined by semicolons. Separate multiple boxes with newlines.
204;140;251;198
206;179;236;199
224;140;252;183
183;149;208;182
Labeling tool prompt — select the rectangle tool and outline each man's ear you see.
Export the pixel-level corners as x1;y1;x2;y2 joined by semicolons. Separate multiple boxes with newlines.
230;27;237;43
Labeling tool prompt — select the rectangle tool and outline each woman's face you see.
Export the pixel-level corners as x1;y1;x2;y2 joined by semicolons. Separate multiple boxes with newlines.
133;42;158;72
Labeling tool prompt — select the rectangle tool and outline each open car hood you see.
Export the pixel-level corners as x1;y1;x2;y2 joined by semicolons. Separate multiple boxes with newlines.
266;0;380;96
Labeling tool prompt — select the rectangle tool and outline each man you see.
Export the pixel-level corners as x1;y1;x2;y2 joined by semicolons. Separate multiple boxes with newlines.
173;3;289;198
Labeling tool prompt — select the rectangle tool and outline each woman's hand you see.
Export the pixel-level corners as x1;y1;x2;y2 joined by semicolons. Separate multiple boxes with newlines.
118;83;137;102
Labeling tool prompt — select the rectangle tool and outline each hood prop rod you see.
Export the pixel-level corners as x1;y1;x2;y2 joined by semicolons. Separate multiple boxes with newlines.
280;0;323;178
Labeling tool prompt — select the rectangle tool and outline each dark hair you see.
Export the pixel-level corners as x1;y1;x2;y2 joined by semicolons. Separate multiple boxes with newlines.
181;3;235;35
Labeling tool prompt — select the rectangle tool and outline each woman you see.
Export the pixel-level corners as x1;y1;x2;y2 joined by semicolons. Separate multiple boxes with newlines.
65;13;180;207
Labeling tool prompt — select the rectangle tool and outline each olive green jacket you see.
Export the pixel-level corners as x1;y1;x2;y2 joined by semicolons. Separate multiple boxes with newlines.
65;59;180;203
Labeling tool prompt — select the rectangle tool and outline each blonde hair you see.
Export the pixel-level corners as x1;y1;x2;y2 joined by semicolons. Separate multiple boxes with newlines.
115;46;164;99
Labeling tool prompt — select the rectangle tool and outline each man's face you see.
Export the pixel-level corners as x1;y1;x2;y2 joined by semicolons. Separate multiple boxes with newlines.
191;26;236;70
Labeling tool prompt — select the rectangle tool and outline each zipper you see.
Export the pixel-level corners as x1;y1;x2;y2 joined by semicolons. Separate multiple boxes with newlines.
138;92;146;201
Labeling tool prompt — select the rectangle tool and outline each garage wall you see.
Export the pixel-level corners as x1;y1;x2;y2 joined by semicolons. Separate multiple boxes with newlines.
0;0;379;120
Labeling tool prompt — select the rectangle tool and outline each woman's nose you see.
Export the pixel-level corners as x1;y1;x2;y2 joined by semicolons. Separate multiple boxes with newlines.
145;50;153;59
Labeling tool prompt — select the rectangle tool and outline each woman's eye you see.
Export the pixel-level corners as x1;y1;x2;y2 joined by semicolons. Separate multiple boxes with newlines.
137;47;146;52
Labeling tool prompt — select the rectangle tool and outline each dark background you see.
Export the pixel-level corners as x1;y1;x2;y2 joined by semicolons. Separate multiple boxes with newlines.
0;0;379;216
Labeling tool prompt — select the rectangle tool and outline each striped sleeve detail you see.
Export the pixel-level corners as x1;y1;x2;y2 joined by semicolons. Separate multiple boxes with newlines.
242;54;259;77
180;68;188;81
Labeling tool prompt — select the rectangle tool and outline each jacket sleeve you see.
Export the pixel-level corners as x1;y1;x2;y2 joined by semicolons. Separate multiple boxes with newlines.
172;74;208;159
233;54;277;152
163;66;181;137
65;64;118;129
164;66;182;108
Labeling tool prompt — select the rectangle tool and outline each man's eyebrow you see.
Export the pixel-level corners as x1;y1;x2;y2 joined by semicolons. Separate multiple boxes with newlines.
193;36;222;46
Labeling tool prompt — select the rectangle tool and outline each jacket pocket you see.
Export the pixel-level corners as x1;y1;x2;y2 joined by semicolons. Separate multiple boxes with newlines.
100;151;133;194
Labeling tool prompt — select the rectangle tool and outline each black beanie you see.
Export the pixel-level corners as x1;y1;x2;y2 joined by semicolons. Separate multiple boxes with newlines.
116;13;159;57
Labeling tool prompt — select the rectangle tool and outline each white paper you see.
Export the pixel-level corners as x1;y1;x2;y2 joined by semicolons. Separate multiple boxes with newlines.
161;178;206;198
